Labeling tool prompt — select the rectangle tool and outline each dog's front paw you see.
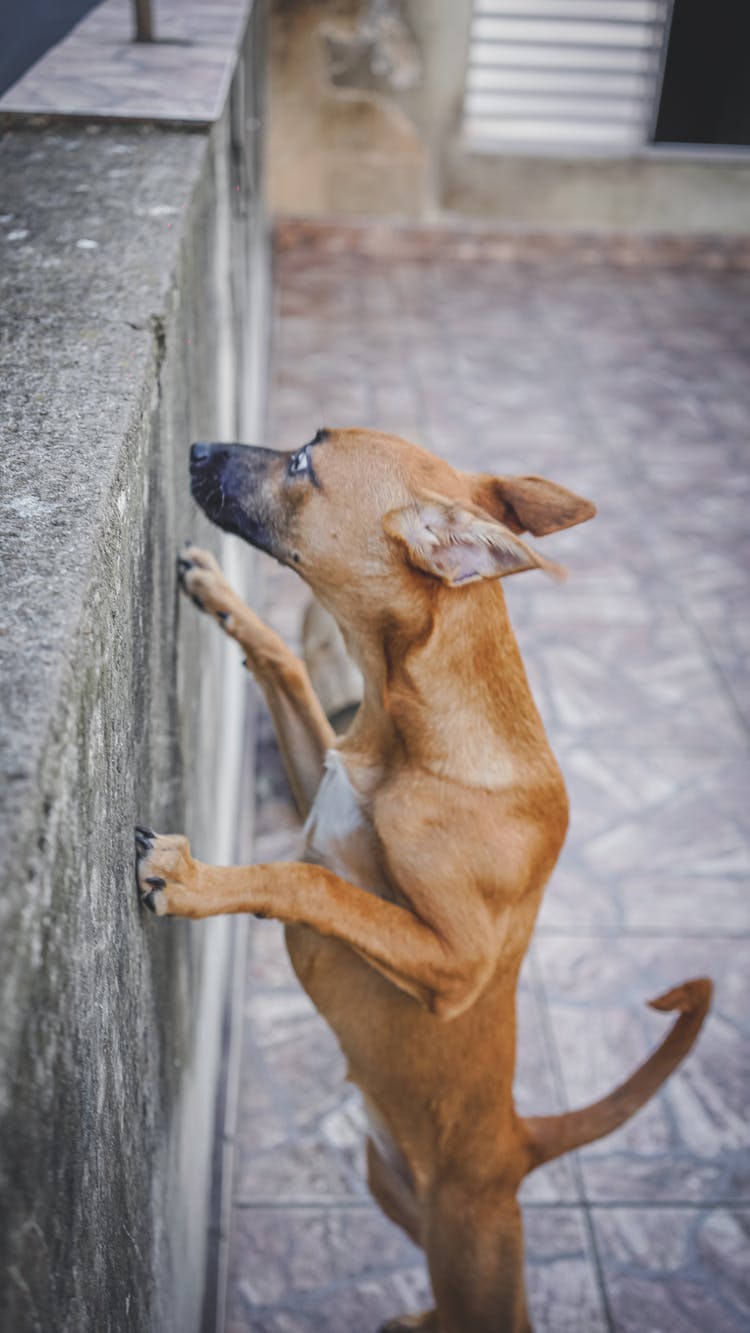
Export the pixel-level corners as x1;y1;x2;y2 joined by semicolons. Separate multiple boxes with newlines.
135;826;195;917
178;544;240;632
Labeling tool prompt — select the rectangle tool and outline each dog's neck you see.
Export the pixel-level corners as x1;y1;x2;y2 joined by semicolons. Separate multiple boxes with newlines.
339;580;551;788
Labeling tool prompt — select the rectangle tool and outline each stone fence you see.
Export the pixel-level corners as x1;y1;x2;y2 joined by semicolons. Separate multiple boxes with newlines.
0;3;268;1329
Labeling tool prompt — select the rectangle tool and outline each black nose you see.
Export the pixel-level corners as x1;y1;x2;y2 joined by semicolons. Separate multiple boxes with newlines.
191;442;213;466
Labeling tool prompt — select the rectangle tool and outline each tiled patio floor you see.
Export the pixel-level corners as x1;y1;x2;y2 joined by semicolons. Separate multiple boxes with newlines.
222;229;750;1332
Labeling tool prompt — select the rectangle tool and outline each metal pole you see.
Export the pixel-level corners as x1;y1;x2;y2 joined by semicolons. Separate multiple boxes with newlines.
133;0;153;42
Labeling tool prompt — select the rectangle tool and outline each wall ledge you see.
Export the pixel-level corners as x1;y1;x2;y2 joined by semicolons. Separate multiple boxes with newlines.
0;0;253;127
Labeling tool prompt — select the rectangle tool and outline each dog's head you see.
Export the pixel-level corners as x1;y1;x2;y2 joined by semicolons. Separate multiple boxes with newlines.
190;428;595;625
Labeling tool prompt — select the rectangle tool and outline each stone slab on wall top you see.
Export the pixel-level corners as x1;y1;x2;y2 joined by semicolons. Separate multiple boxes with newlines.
0;0;252;124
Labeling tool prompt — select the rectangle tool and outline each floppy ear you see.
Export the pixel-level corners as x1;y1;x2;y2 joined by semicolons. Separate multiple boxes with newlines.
473;474;596;537
384;494;565;587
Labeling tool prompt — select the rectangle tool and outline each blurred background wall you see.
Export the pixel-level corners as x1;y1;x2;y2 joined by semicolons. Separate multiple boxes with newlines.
267;0;750;231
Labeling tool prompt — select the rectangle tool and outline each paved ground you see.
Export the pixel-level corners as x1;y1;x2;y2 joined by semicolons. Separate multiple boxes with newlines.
223;231;750;1332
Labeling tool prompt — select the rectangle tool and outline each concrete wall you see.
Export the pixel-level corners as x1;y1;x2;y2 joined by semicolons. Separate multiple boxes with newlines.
0;6;267;1331
442;145;750;234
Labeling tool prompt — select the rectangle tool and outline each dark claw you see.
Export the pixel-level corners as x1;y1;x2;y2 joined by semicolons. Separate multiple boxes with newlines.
135;825;155;856
191;593;204;611
141;877;166;915
217;610;229;623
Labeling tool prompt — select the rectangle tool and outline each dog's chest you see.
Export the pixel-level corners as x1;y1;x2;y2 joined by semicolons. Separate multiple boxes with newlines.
303;749;386;896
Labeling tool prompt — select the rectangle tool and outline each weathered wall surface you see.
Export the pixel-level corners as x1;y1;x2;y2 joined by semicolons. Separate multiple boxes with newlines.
0;7;267;1331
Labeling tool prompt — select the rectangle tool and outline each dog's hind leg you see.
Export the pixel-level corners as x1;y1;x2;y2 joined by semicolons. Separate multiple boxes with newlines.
178;546;334;816
424;1181;532;1333
367;1142;439;1333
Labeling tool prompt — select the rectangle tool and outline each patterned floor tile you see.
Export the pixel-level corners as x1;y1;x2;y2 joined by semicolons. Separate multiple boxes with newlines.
686;588;750;733
510;612;745;756
524;1208;608;1333
537;936;750;1203
222;235;750;1331
516;961;582;1206
593;1207;750;1333
224;1204;607;1333
225;1204;430;1332
537;751;750;934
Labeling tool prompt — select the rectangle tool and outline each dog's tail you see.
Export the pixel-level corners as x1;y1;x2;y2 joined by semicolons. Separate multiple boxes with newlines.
521;976;712;1172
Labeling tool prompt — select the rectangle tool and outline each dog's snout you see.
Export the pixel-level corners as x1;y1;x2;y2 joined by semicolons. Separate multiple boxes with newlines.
189;441;279;554
191;441;223;468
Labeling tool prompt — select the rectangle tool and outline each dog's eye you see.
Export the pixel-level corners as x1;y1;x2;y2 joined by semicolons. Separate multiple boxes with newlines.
288;446;310;477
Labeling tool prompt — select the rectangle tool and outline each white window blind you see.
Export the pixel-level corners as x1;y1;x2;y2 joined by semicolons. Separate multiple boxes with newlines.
464;0;670;149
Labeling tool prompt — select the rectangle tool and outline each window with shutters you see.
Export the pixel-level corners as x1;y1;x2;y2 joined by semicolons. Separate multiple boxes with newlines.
463;0;672;150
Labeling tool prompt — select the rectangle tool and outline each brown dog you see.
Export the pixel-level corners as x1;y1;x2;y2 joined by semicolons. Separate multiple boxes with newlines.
135;428;711;1332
